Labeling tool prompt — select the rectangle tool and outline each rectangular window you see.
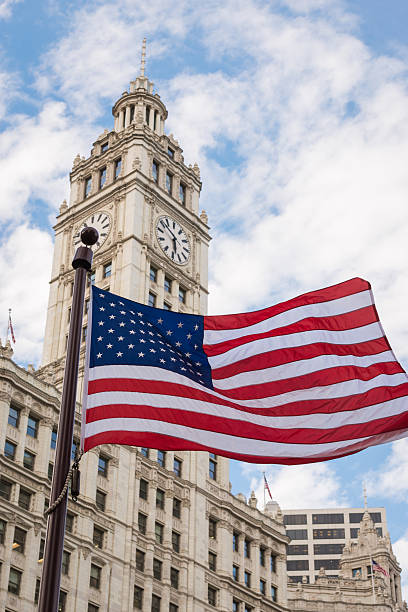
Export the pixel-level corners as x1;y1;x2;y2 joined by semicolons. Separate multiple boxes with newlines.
51;428;58;449
99;167;106;189
349;512;382;523
260;579;266;595
314;558;340;570
90;564;101;589
38;538;45;562
287;560;309;571
286;529;308;540
173;497;181;518
259;547;266;566
166;172;173;194
157;450;166;468
179;183;186;205
172;530;180;553
313;528;345;539
174;457;182;477
209;453;217;480
88;604;98;612
98;455;108;476
208;551;216;571
84;176;92;197
0;519;6;544
244;571;251;587
23;449;35;470
152;160;159;183
138;512;147;535
141;447;149;457
233;600;240;612
12;527;26;553
139;479;148;500
155;522;164;544
0;478;12;500
4;440;16;460
66;512;74;533
287;545;309;555
164;276;171;292
314;543;345;555
168;147;174;158
88;270;96;286
170;567;179;589
8;567;22;595
96;489;106;511
208;586;217;607
18;488;32;510
134;585;143;609
101;141;108;153
136;549;145;572
114;158;122;179
312;513;344;524
284;514;308;525
153;558;162;580
163;302;171;311
150;266;157;283
178;287;186;304
169;605;178;612
8;405;20;428
244;538;251;558
271;586;277;602
82;326;87;343
209;518;217;539
148;292;156;307
233;565;239;581
271;553;277;572
27;414;39;437
151;594;161;612
62;550;70;575
35;578;40;604
233;531;239;552
244;606;253;612
60;592;67;612
93;526;104;549
156;488;165;509
103;262;112;278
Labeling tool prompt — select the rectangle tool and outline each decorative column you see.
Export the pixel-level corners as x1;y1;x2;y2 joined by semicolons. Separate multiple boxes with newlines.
125;105;130;128
36;418;53;477
0;389;11;452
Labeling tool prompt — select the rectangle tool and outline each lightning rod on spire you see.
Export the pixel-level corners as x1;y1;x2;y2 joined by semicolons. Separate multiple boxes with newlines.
140;38;146;77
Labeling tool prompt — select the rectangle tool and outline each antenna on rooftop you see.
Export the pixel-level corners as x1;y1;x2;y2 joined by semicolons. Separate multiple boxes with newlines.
140;38;146;77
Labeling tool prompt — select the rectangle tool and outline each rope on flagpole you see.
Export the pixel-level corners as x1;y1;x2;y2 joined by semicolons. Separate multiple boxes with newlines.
44;450;83;517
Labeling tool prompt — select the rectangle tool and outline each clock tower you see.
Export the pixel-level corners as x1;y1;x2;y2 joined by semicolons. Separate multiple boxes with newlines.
40;45;210;394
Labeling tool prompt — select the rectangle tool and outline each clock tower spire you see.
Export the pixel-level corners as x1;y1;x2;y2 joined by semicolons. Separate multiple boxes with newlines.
40;55;209;394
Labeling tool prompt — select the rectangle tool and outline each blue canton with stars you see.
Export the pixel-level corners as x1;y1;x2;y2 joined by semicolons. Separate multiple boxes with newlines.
89;286;213;389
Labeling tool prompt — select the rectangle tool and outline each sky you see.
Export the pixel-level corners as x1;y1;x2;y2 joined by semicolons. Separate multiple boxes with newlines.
2;0;408;594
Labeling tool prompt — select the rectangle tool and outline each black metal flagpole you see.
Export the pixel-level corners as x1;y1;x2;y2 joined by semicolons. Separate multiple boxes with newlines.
38;227;98;612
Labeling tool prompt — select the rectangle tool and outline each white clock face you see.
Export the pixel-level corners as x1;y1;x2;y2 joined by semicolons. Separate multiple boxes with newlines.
156;215;191;265
73;211;111;251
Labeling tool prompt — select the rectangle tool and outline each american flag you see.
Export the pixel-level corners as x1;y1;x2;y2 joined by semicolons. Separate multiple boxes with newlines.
81;279;408;463
373;559;388;576
264;474;273;500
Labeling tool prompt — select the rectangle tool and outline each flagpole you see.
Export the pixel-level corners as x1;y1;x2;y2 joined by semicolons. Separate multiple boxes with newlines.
263;471;266;508
38;227;98;612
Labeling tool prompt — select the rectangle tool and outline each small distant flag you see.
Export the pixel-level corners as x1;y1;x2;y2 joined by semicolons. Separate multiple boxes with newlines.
373;560;388;576
264;473;273;500
7;309;16;344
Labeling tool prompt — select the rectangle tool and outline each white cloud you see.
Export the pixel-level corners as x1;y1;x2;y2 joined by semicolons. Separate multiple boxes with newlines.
393;533;408;599
243;462;347;509
0;0;22;19
0;101;94;224
0;224;53;365
366;439;408;501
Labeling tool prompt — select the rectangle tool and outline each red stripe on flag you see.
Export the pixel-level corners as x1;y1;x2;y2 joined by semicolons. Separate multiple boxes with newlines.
204;278;370;331
211;339;391;380
84;403;408;445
